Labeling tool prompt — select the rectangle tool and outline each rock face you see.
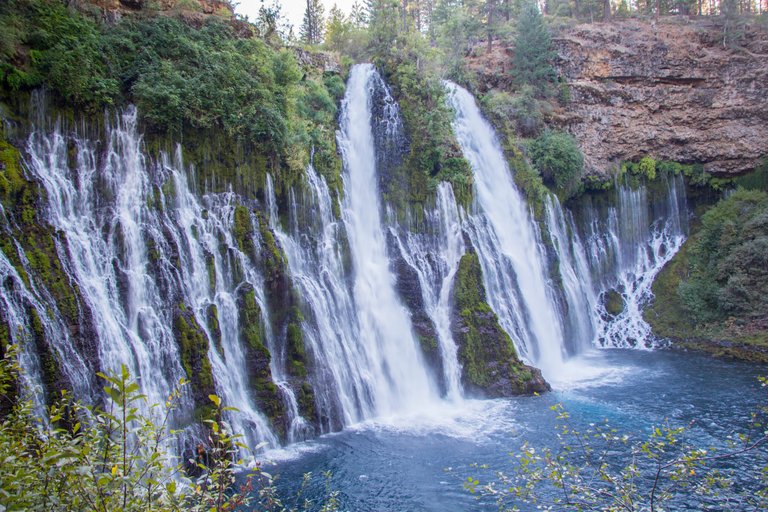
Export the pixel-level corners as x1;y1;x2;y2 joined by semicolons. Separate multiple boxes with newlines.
450;252;550;397
552;17;768;176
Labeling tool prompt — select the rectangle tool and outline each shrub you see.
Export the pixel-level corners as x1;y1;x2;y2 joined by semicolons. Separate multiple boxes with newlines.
528;130;584;199
679;188;768;324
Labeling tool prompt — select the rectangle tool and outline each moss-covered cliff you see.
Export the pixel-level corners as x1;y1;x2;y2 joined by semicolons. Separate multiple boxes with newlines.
451;252;550;397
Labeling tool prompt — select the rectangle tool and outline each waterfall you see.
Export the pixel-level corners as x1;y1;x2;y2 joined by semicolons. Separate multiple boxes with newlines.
268;165;371;429
389;183;466;400
21;109;281;455
544;197;598;354
445;82;566;377
267;64;440;428
338;64;438;413
580;174;689;348
25;110;192;421
161;154;278;450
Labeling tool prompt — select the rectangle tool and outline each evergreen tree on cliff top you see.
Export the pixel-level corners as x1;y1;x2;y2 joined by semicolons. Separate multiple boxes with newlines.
301;0;326;45
513;2;556;97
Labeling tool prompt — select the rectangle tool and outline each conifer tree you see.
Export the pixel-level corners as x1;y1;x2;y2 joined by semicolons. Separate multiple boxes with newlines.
301;0;326;45
512;1;556;97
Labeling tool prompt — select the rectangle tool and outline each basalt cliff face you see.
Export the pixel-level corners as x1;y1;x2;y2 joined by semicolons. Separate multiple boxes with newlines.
552;17;768;176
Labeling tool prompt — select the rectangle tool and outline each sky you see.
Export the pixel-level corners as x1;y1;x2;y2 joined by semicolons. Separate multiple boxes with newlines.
234;0;357;33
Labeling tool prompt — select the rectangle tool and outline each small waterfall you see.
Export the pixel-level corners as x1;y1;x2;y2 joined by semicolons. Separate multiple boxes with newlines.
544;197;598;353
445;82;566;377
0;243;91;413
269;165;371;429
389;182;466;400
263;174;311;443
25;110;192;420
582;174;689;348
162;155;278;450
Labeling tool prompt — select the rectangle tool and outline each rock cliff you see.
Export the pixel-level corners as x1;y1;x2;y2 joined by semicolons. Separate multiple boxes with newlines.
552;17;768;176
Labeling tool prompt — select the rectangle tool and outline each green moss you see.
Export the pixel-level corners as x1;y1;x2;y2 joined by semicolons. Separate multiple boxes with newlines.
174;305;215;404
454;253;519;388
205;304;223;359
205;252;216;294
231;204;260;264
603;289;625;317
27;306;62;405
238;288;266;352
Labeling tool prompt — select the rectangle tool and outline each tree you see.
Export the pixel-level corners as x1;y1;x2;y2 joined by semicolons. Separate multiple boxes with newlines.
512;1;556;97
300;0;326;45
350;0;369;26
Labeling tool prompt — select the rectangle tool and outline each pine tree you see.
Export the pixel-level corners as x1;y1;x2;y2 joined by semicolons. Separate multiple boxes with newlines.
512;1;556;97
300;0;326;45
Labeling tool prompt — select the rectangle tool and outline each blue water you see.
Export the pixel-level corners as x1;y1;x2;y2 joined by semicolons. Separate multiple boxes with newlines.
254;349;767;510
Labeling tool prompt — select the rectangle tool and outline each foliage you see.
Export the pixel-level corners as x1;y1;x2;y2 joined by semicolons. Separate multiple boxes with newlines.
510;86;545;137
0;1;343;196
300;0;326;45
512;1;556;98
464;389;768;511
678;188;768;325
0;351;339;511
0;0;119;107
529;130;584;200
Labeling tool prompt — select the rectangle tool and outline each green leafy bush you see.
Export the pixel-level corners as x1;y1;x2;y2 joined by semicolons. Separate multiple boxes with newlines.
679;188;768;324
528;130;584;199
0;349;339;511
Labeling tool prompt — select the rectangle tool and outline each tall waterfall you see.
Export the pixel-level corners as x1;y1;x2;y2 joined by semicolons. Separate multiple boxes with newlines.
21;109;279;454
337;64;438;412
445;82;566;377
389;182;466;400
268;64;439;429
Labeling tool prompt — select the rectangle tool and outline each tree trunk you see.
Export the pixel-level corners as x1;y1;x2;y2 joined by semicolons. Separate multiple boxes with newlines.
487;0;495;53
603;0;611;19
403;0;409;32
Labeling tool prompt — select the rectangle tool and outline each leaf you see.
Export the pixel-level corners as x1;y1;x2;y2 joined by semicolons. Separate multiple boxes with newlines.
208;394;221;407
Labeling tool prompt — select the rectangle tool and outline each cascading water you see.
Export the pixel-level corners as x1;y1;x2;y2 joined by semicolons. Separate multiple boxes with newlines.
338;64;438;413
544;196;599;354
389;183;466;400
268;64;440;428
444;82;566;377
25;110;192;421
578;174;689;348
20;108;284;455
268;165;372;429
160;154;278;451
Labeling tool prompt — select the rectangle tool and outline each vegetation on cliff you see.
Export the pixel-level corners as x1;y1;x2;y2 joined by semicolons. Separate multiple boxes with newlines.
0;0;343;199
646;168;768;359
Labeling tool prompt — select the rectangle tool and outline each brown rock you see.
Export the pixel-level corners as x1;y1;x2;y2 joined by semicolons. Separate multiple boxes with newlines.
551;17;768;177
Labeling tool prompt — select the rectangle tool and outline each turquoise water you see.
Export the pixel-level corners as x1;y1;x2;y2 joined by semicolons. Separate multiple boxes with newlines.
257;349;767;511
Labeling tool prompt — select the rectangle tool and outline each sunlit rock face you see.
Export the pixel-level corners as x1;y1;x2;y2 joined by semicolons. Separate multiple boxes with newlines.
552;18;768;176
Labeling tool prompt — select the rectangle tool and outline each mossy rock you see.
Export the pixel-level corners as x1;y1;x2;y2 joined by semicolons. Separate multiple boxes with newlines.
173;304;215;411
603;289;625;317
451;252;549;396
